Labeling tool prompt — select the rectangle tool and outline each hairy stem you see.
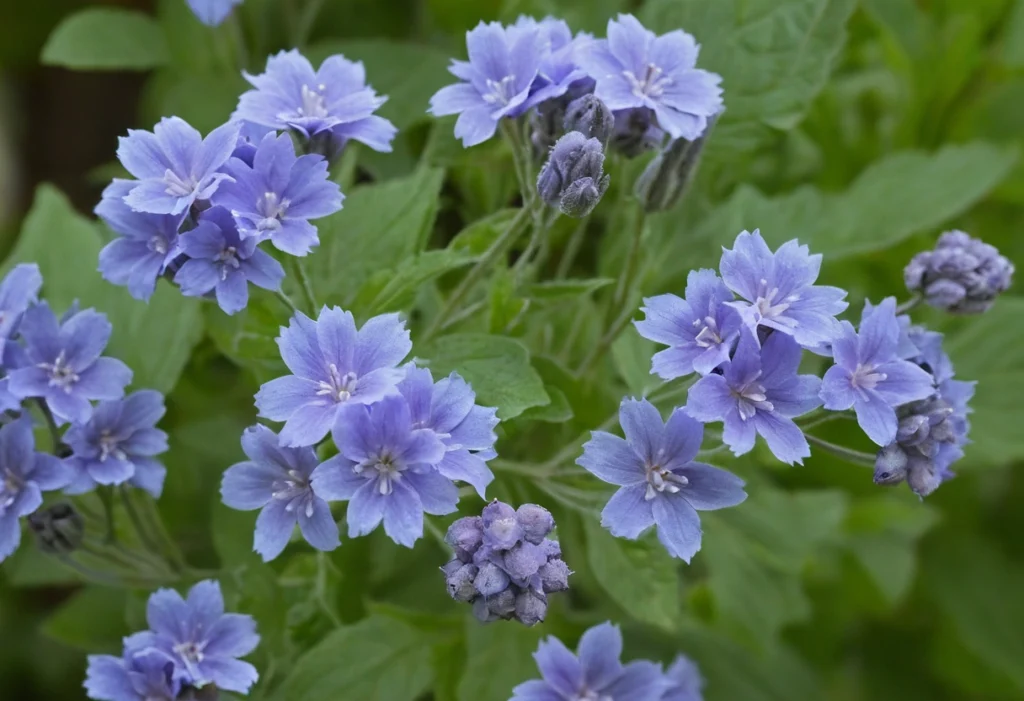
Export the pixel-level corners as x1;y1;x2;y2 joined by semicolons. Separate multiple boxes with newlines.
555;215;591;280
895;295;922;315
806;434;877;466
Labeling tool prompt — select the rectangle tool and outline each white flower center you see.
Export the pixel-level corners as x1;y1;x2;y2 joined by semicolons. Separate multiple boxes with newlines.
216;246;241;280
297;83;329;119
98;431;127;462
733;376;774;421
148;235;168;255
174;640;205;664
623;62;673;99
482;75;518;106
1;469;22;509
692;315;723;348
354;451;403;496
39;350;79;393
256;191;290;232
316;363;358;403
162;169;198;198
272;469;315;518
753;278;799;322
851;363;887;392
573;689;612;701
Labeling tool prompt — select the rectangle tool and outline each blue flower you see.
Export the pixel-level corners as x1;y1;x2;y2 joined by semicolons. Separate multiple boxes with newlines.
663;654;705;701
429;21;545;147
7;302;132;425
173;206;285;315
95;180;183;302
577;14;723;141
635;269;742;379
221;424;340;561
84;644;180;701
820;298;936;446
186;0;243;27
513;16;590;108
234;50;397;155
310;395;453;547
0;263;43;357
720;230;849;349
511;621;670;701
132;580;260;694
213;132;343;256
686;330;821;465
116;117;238;216
63;390;169;498
578;398;746;562
255;307;411;447
397;365;498;498
0;416;72;563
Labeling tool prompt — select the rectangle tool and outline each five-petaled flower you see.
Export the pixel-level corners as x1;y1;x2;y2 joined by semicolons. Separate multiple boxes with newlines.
0;263;43;357
116;116;238;216
255;306;411;447
577;14;723;141
578;398;746;562
221;424;340;561
820;298;936;446
311;395;455;547
686;330;822;465
85;642;180;701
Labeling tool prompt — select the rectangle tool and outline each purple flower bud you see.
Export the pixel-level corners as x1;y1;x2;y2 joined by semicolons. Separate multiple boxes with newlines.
564;95;614;143
536;132;610;218
514;589;547;626
472;597;497;623
27;503;84;555
896;414;930;447
540;538;562;560
907;454;943;498
444;561;479;603
503;542;548;583
874;443;908;486
634;114;716;214
475;562;511;597
516;504;554;544
445;516;484;562
609;107;665;157
483;502;523;549
905;231;1013;314
538;559;571;594
487;588;517;619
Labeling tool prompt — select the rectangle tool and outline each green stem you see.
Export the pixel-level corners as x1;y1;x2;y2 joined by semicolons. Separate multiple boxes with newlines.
296;0;327;48
119;487;180;573
228;14;249;70
294;260;319;314
555;215;590;280
97;486;118;545
612;210;646;311
806;434;877;466
54;553;171;588
895;295;922;315
500;119;533;206
423;208;531;341
275;289;300;315
34;398;67;456
576;302;637;377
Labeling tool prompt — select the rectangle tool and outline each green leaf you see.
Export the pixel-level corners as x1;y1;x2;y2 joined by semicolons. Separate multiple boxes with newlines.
697;143;1018;260
642;0;857;155
355;248;476;315
277;614;435;701
518;386;573;423
522;278;615;301
41;8;169;70
449;209;520;255
583;519;681;631
1;185;203;393
299;168;445;308
1002;0;1024;67
611;329;660;397
418;334;550;419
42;587;128;653
457;618;542;701
204;289;290;384
306;40;451;129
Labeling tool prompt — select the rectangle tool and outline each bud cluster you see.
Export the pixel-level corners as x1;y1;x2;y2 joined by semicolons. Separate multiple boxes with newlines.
874;395;960;497
904;230;1014;314
442;501;571;626
536;132;611;218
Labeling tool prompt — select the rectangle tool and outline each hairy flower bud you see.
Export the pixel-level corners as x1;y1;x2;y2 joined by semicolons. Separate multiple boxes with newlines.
475;561;511;597
873;443;908;486
516;504;554;544
503;541;548;583
634;115;716;213
609;107;665;158
514;588;547;627
536;132;610;218
444;561;479;603
487;588;517;619
445;516;484;562
905;231;1014;314
27;503;85;554
539;559;571;594
906;454;943;498
563;95;614;143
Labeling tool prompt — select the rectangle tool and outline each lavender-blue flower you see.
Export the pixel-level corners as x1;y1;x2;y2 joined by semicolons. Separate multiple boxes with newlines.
0;263;42;358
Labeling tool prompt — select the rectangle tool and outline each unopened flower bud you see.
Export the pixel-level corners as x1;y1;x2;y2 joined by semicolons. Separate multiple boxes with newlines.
540;538;561;560
482;501;522;549
445;516;483;562
610;107;664;158
516;504;554;544
564;95;614;143
896;414;930;447
444;561;479;603
538;559;571;593
905;231;1013;314
503;542;547;582
487;588;517;619
634;114;717;213
27;502;85;554
536;132;610;218
906;455;942;498
873;444;908;486
514;588;547;626
474;562;510;597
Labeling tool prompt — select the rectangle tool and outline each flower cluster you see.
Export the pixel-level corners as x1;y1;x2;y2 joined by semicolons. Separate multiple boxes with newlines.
98;47;398;314
222;306;499;557
512;621;704;701
904;230;1014;314
85;580;260;700
442;500;570;626
0;264;170;564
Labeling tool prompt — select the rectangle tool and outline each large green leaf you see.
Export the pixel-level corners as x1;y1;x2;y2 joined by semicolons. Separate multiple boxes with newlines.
642;0;858;156
299;168;445;309
583;520;681;631
41;8;169;70
457;618;542;701
276;614;435;701
1;186;204;394
42;587;128;653
418;333;550;419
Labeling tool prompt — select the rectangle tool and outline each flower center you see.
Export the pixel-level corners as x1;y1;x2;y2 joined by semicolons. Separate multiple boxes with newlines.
98;431;127;462
297;83;329;119
256;191;290;232
272;469;315;517
1;469;22;509
354;451;403;495
173;641;205;664
733;377;774;421
482;75;517;107
644;461;688;501
850;363;887;392
147;235;168;255
316;363;358;403
692;315;723;348
753;278;798;322
623;62;673;99
216;246;241;280
573;689;612;701
162;169;198;198
39;350;79;393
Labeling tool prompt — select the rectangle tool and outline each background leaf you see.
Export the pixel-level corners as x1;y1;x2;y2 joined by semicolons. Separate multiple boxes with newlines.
41;8;169;70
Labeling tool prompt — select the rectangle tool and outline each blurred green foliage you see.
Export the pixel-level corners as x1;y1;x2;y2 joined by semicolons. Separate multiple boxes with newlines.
3;0;1024;699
